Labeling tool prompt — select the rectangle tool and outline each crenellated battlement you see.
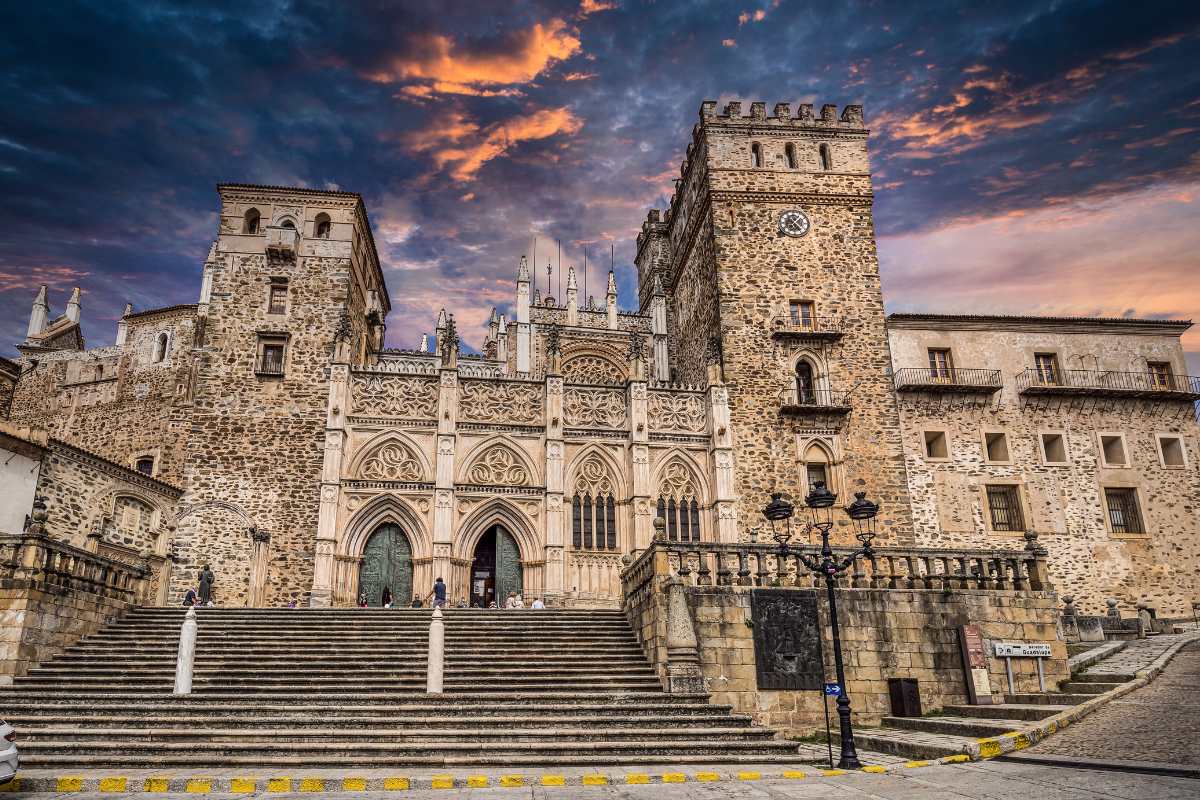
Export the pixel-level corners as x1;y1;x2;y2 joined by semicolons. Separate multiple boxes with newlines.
699;99;865;128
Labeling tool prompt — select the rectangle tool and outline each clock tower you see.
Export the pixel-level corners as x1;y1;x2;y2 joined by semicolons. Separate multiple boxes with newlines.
636;100;914;545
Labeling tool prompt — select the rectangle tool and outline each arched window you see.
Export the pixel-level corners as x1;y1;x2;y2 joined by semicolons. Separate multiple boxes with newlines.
243;208;260;234
572;455;618;550
785;142;798;169
314;213;331;238
796;360;817;405
802;442;835;495
819;143;833;171
153;332;169;363
280;219;296;230
750;142;763;168
656;459;701;543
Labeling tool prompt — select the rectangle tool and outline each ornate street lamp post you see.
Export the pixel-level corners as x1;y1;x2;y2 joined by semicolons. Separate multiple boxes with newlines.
762;481;879;770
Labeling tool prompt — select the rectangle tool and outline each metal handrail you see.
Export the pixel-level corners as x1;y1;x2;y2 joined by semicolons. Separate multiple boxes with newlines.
893;367;1003;390
779;387;852;408
1016;368;1200;394
769;315;843;334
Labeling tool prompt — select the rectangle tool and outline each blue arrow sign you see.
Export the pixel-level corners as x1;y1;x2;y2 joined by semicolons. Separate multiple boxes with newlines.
823;682;841;696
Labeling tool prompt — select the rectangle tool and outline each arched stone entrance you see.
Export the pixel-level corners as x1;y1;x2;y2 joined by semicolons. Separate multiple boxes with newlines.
358;523;413;607
469;525;523;607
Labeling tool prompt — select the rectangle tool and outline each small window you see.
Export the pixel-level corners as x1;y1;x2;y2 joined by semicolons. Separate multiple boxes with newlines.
134;456;155;476
819;143;833;171
243;208;260;234
268;284;288;315
984;431;1010;463
314;213;332;238
795;360;816;405
789;300;815;328
928;348;953;380
1147;361;1171;390
785;142;798;169
986;485;1025;532
153;332;169;363
1105;488;1144;535
1041;433;1068;464
1158;435;1185;467
256;335;288;377
806;462;828;491
280;219;296;230
1100;434;1127;467
1034;353;1059;385
924;431;948;460
750;142;763;168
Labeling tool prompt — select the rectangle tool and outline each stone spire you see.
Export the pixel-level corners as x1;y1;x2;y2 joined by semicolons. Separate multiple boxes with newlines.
516;256;532;373
517;255;530;283
65;287;81;324
26;285;49;338
496;315;508;364
419;333;429;352
566;267;579;325
115;303;133;346
606;270;618;330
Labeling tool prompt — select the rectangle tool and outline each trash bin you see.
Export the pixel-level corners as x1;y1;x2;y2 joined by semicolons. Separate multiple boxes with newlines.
888;678;922;717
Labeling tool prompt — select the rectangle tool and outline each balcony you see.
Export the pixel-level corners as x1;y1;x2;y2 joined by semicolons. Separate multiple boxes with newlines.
769;316;844;341
265;226;299;256
894;367;1003;394
1016;368;1200;401
779;387;852;415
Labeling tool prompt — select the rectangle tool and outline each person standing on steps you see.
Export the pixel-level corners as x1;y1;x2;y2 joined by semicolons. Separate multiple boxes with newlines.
531;596;545;610
410;595;423;608
381;587;392;608
428;577;447;609
197;564;214;606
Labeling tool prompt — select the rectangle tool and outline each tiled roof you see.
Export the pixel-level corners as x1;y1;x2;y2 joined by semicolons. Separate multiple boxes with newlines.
887;313;1191;329
124;303;198;320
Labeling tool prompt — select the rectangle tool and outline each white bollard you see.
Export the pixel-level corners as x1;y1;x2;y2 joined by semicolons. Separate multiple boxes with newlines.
426;607;444;694
173;606;197;696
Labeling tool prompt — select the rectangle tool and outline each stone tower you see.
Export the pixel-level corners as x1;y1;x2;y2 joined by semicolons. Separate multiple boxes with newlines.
636;101;914;544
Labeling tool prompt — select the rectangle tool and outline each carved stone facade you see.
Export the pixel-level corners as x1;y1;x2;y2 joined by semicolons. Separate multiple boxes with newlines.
5;107;1198;616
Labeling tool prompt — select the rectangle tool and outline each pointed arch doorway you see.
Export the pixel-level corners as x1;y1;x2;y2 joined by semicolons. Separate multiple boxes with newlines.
358;523;413;607
469;525;523;607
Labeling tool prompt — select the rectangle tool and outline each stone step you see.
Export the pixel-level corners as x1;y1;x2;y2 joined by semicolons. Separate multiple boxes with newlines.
852;727;973;760
7;681;666;695
46;655;651;668
941;703;1070;721
1073;672;1135;683
25;664;657;679
1005;693;1094;705
5;711;754;728
882;715;1017;738
0;690;701;705
1058;681;1125;694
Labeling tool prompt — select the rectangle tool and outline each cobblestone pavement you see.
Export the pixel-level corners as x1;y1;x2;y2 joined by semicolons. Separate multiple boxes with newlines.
1080;626;1198;676
19;762;1198;799
1033;640;1200;764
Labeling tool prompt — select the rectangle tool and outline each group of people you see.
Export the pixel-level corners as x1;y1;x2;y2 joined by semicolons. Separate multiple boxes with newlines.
355;578;547;610
181;565;216;607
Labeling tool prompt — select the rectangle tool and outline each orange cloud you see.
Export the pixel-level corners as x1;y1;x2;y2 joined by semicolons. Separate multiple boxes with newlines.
412;107;584;182
722;38;736;48
369;18;581;96
579;0;618;16
0;264;91;293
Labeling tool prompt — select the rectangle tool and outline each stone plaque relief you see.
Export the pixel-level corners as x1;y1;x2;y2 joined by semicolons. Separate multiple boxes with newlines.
459;381;543;424
359;440;424;482
562;355;626;384
563;387;627;428
351;375;437;418
646;392;706;432
466;444;531;486
750;589;824;691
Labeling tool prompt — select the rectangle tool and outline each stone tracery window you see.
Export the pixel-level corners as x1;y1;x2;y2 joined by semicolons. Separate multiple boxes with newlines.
571;454;617;551
562;354;625;385
656;458;701;543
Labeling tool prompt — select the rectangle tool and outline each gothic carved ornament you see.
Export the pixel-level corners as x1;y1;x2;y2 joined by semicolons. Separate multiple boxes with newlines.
647;392;706;432
574;453;616;497
351;375;437;418
562;354;625;385
459;381;543;425
658;458;700;501
359;440;424;482
563;387;627;428
465;443;532;486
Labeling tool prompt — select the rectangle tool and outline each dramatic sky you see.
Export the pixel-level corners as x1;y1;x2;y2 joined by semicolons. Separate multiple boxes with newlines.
2;0;1199;370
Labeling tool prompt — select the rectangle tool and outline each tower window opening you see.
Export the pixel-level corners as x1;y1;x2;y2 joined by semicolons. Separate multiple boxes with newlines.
819;143;833;171
153;332;169;363
751;142;763;168
785;142;798;169
280;219;296;230
314;213;332;238
243;208;260;234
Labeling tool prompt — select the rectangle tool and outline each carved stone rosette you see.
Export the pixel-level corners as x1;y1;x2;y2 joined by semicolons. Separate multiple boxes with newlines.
351;375;437;418
647;391;707;432
359;440;424;482
563;387;627;428
459;380;543;425
465;444;532;486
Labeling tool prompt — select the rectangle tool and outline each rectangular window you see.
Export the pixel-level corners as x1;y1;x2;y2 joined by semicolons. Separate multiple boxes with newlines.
928;348;953;380
1158;435;1185;467
924;431;948;459
806;462;829;490
1034;353;1060;385
789;300;815;328
986;485;1025;532
1147;361;1171;389
268;284;288;315
1100;434;1127;467
1040;433;1068;464
1105;488;1144;535
134;456;155;476
256;335;288;377
984;431;1010;463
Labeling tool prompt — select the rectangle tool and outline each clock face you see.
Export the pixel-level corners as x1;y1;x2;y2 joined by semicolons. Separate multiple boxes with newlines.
779;209;811;238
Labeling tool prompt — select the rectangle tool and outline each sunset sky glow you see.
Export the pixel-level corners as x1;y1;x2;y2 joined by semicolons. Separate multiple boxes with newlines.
1;0;1198;371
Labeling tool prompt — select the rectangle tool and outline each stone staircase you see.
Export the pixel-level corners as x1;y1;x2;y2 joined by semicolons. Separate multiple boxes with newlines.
851;672;1132;759
0;607;799;769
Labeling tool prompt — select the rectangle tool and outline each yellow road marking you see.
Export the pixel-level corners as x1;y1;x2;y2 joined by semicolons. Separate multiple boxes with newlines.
500;775;525;787
384;778;410;790
822;769;847;777
431;775;455;789
342;777;367;791
467;776;489;788
861;765;887;773
267;778;291;792
626;773;650;784
696;772;721;782
542;775;566;786
230;778;256;793
99;777;127;792
57;778;84;792
299;778;325;792
738;771;761;781
905;760;931;768
185;779;212;793
582;775;608;785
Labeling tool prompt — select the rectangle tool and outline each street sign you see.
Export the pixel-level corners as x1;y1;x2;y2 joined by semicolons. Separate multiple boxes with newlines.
994;642;1052;658
823;682;841;696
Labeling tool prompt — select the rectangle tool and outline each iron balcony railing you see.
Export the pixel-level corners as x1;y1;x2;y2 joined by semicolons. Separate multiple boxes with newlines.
893;367;1003;393
779;387;852;413
1016;368;1200;399
769;315;844;340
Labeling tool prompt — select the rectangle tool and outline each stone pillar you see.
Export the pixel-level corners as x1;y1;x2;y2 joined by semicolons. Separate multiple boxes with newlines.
173;607;197;695
496;316;508;365
629;377;653;551
115;303;133;346
707;378;738;543
310;363;350;607
544;368;565;600
432;367;458;586
605;270;618;330
427;607;445;694
26;285;49;339
664;575;705;693
516;256;531;373
650;275;669;381
566;267;578;326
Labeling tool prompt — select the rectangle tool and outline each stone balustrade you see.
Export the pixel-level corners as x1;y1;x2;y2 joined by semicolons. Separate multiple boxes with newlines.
0;531;147;601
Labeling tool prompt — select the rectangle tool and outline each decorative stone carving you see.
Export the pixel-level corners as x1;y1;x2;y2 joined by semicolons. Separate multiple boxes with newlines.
465;443;531;486
562;354;625;385
459;381;543;425
563;387;627;428
574;453;616;496
659;458;699;500
647;392;706;432
359;440;424;482
351;375;437;418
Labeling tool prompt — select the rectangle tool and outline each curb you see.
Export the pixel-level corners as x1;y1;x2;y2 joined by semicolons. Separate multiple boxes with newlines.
996;752;1200;779
970;631;1200;762
0;758;977;793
